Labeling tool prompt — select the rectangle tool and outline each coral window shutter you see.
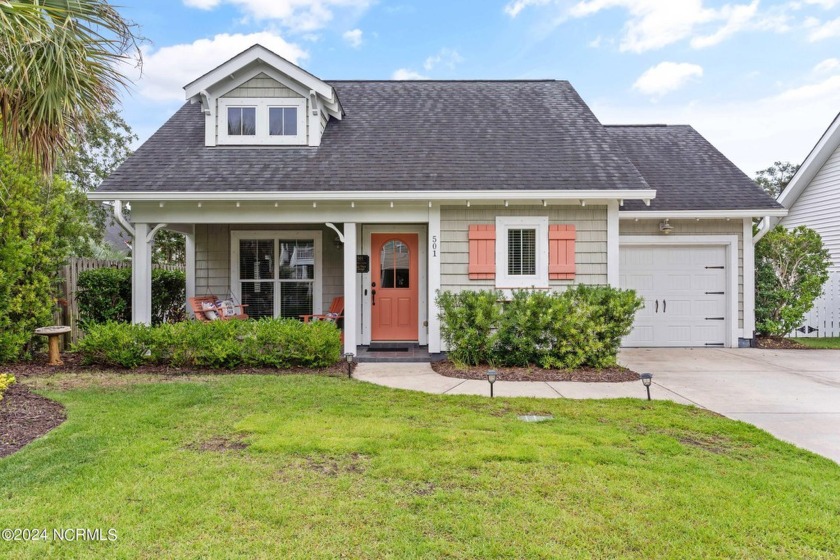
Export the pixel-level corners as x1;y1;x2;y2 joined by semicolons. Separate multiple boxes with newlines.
549;225;576;280
468;224;496;280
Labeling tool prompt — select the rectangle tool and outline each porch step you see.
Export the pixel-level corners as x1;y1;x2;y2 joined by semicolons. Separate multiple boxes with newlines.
354;345;445;363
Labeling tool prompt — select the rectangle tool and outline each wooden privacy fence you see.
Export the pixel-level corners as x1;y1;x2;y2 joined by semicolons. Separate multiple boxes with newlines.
791;269;840;339
55;258;185;345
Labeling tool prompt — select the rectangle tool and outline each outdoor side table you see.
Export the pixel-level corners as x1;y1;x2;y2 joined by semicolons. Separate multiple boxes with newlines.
34;326;71;366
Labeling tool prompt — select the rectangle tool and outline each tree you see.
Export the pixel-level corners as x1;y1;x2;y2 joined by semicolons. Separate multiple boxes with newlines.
0;144;75;361
755;225;831;337
153;230;186;266
60;105;137;256
754;161;800;198
0;0;141;172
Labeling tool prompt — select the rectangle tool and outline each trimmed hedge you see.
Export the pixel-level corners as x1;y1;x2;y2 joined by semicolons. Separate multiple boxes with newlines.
76;268;186;326
74;319;341;369
437;286;643;369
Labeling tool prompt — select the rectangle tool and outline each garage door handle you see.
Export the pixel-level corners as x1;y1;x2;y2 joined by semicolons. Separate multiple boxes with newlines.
663;299;666;313
655;299;659;313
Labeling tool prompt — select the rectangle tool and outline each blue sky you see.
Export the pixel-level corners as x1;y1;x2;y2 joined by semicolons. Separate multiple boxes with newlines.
119;0;840;175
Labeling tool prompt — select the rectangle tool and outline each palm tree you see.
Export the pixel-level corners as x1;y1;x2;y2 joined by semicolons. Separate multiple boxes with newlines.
0;0;141;172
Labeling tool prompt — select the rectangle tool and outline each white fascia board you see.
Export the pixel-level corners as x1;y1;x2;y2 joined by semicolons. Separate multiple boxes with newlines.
619;209;787;219
184;45;334;101
89;189;657;202
777;112;840;212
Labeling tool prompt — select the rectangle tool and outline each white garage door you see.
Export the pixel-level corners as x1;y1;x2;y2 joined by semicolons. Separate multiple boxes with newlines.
620;245;728;347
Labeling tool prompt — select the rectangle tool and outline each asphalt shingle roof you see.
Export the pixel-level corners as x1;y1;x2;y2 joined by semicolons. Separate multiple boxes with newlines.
97;80;651;194
606;125;782;211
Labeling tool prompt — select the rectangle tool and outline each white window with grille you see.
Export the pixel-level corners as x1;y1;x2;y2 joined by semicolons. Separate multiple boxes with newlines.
230;231;323;319
495;216;549;289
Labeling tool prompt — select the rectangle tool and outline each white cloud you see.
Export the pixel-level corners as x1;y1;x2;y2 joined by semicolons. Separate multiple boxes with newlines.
632;62;704;96
136;32;307;102
807;16;840;41
342;28;363;47
181;0;373;32
507;0;775;52
814;57;840;73
391;68;428;80
594;73;840;174
423;48;463;71
802;0;839;8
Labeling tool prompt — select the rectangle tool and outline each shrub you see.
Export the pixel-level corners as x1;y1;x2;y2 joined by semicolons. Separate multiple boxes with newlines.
0;374;15;402
75;319;341;369
76;267;186;326
756;225;831;337
437;290;502;366
437;286;643;370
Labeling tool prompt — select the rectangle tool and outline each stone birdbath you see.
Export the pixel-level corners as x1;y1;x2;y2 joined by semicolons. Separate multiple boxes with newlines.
34;326;71;366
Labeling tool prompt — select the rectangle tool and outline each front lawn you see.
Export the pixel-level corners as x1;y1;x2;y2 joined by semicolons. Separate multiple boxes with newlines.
1;373;839;559
793;337;840;349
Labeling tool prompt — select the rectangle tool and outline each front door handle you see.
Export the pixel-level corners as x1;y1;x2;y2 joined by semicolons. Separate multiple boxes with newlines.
655;299;659;313
371;289;376;306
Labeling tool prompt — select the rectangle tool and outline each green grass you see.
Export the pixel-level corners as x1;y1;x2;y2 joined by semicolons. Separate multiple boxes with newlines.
1;374;839;559
793;337;840;349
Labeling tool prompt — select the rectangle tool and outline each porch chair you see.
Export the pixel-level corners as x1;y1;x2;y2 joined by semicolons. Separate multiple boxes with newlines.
299;296;344;325
189;295;249;322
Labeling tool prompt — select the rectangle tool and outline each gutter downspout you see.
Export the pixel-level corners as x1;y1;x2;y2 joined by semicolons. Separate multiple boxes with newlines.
113;200;135;237
753;216;773;244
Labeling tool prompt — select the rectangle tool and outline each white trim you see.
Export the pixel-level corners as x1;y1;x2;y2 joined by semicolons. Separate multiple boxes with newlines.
495;216;549;289
343;223;358;354
428;204;442;353
185;229;196;319
620;235;740;348
218;98;307;146
90;190;657;202
230;230;323;318
361;225;428;346
607;200;619;287
620;209;787;219
742;218;756;339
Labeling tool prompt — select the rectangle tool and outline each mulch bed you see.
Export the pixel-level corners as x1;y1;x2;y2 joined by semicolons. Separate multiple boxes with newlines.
431;360;640;382
2;352;354;380
755;336;811;350
0;383;66;458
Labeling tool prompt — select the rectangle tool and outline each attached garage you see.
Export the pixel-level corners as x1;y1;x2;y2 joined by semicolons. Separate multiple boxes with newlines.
619;239;738;348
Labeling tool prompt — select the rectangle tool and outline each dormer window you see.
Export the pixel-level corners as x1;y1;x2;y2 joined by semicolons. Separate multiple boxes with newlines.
227;107;256;136
218;98;306;145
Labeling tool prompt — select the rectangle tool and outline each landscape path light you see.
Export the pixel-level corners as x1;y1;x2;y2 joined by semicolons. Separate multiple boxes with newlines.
640;373;653;401
486;369;497;398
345;352;355;379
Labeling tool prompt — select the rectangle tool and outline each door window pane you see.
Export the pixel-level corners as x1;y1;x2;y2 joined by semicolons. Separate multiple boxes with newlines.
508;229;536;276
380;240;410;289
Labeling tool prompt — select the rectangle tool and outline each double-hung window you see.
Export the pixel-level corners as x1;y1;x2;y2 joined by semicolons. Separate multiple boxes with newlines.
495;216;549;288
231;231;322;319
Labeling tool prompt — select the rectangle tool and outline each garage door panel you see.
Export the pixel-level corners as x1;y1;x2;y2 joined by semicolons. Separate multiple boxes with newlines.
621;245;728;348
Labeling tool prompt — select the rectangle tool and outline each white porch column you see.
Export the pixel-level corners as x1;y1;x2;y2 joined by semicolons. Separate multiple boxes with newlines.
185;227;196;318
343;223;358;355
743;218;756;341
132;223;153;325
607;200;620;287
428;203;442;353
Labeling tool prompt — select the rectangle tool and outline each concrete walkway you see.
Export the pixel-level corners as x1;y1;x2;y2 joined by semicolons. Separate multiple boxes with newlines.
354;348;840;463
353;362;694;404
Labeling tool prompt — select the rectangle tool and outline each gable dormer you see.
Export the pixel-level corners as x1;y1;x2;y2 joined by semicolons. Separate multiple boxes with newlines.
184;44;343;148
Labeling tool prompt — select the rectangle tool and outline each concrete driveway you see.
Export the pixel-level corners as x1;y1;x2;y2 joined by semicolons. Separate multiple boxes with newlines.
620;348;840;463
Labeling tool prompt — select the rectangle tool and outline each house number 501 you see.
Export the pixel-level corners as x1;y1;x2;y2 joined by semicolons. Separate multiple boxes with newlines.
431;235;438;257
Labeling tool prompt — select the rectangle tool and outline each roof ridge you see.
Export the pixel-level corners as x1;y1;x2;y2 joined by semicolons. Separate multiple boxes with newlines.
327;79;563;83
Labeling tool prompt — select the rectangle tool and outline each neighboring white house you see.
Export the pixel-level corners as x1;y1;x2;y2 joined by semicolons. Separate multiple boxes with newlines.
768;113;840;337
90;44;784;355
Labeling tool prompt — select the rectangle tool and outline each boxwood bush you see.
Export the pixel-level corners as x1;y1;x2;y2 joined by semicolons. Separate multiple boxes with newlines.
76;268;186;326
75;319;341;369
437;286;643;369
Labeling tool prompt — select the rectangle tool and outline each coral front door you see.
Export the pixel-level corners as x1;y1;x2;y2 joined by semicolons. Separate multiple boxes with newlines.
371;233;419;341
